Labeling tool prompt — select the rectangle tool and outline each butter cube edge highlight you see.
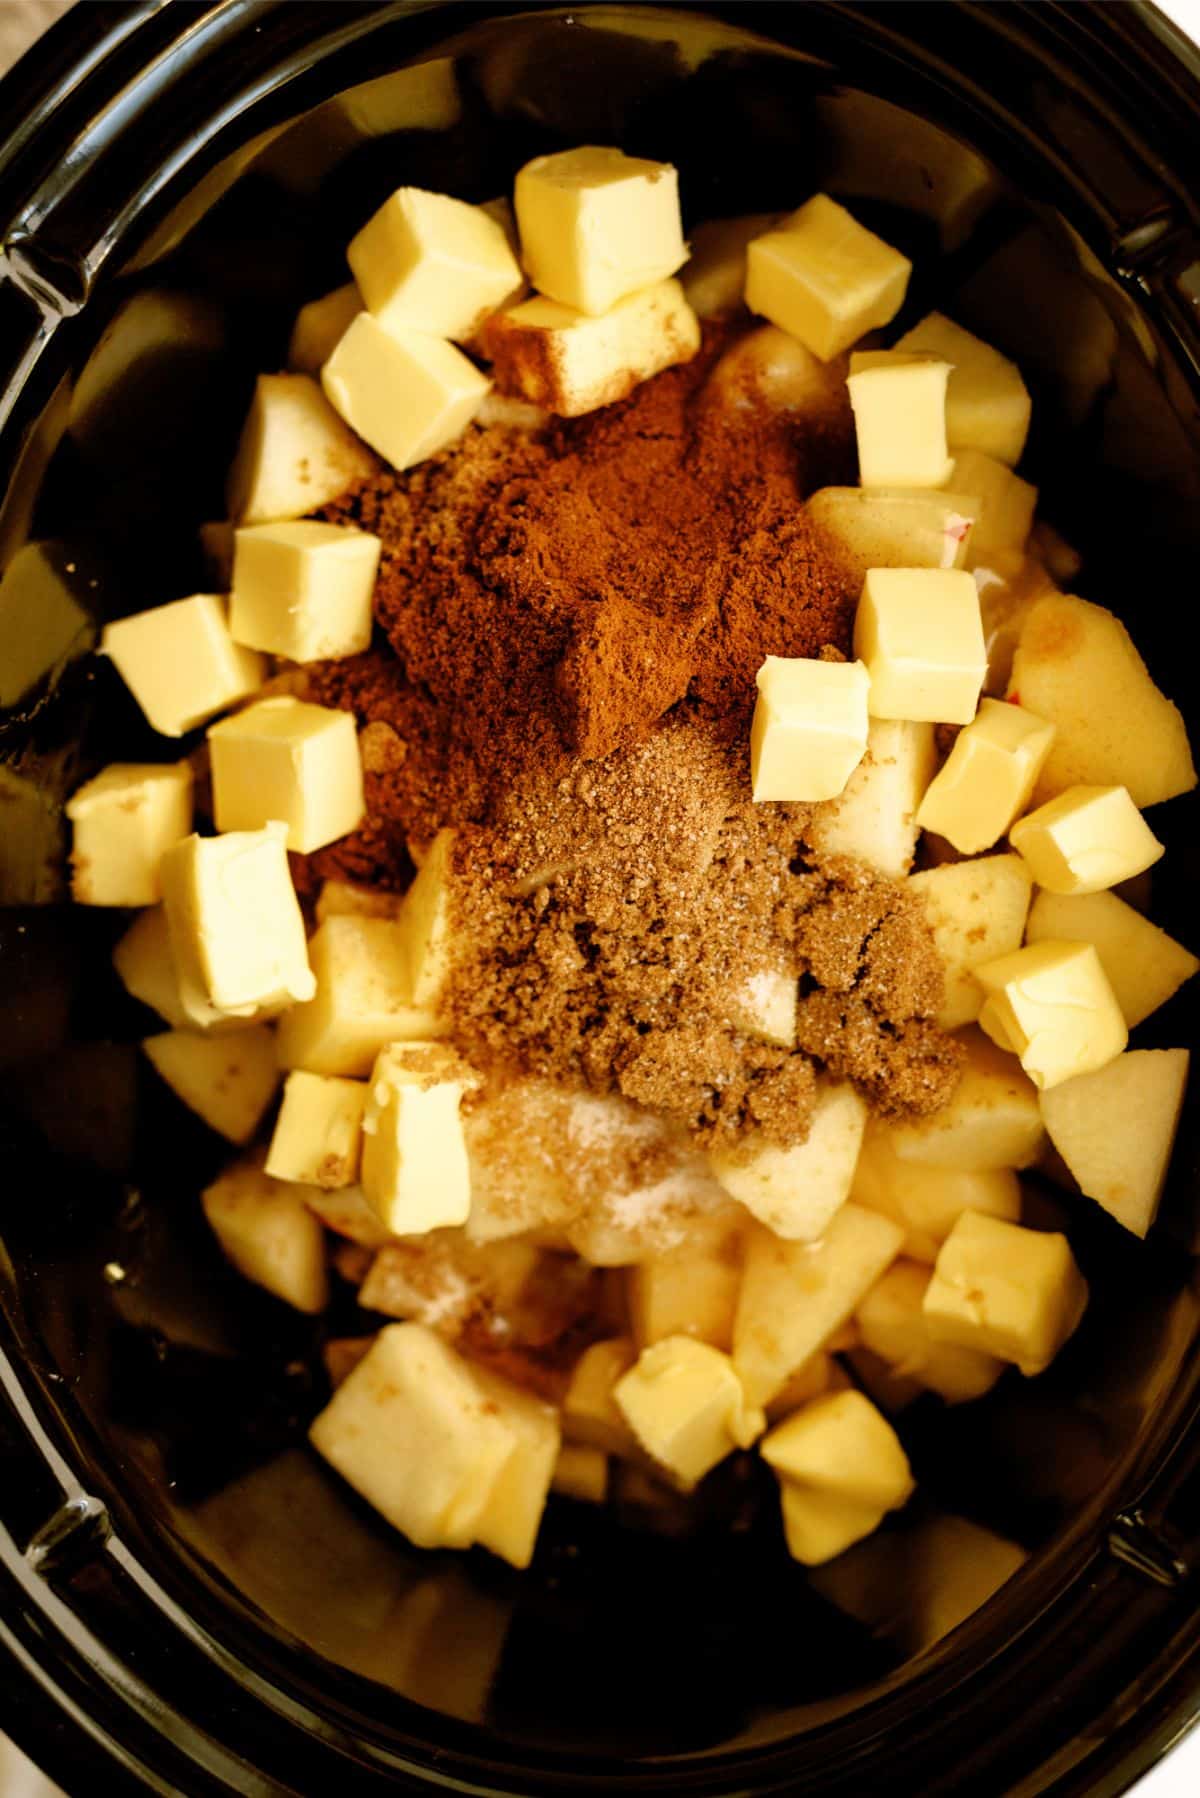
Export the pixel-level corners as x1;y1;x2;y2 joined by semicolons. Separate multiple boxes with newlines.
744;193;911;362
750;654;870;802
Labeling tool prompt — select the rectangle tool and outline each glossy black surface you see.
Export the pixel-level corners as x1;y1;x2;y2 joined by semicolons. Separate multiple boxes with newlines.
2;3;1200;1794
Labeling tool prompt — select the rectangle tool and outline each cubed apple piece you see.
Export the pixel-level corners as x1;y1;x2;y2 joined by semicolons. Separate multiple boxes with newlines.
946;449;1037;570
315;878;402;923
809;717;936;877
562;1338;640;1458
749;655;870;803
1039;1050;1189;1237
66;761;193;906
627;1208;745;1352
733;1206;905;1408
916;700;1056;855
288;283;363;375
765;1352;844;1423
113;905;191;1029
101;594;264;738
227;372;375;525
360;1041;475;1235
1010;786;1163;896
322;314;490;474
895;312;1031;465
681;213;781;318
923;1211;1088;1376
229;522;381;664
348;186;523;342
276;914;441;1077
614;1337;765;1489
356;1235;538;1333
514;146;686;316
888;1027;1045;1170
394;827;457;1012
854;568;986;726
300;1183;393;1248
725;962;797;1050
202;1155;328;1312
265;1069;366;1189
808;487;979;578
976;941;1127;1092
762;1389;914;1565
745;195;911;362
143;1025;280;1143
847;352;954;489
468;1362;560;1569
851;1128;1021;1261
908;855;1033;1029
1007;593;1196;808
1025;890;1198;1028
711;1082;867;1241
856;1261;1004;1402
552;1443;608;1504
846;1347;926;1416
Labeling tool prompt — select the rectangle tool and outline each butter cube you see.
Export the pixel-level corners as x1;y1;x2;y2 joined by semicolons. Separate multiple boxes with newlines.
947;448;1037;569
762;1389;914;1565
101;594;265;737
288;282;362;375
923;1211;1088;1376
348;187;523;342
277;914;440;1076
227;372;375;525
681;212;780;319
322;313;489;473
916;698;1056;853
975;940;1128;1090
552;1442;608;1504
908;854;1034;1029
514;145;687;317
160;823;314;1018
1010;785;1164;896
809;718;936;878
1025;890;1198;1028
360;1041;473;1235
614;1337;765;1488
854;568;986;724
889;1027;1045;1170
711;1081;868;1241
563;1338;640;1458
628;1209;744;1352
143;1024;280;1143
470;1363;560;1569
749;654;870;802
67;761;192;905
847;353;954;489
851;1129;1022;1262
229;521;381;663
481;279;699;419
855;1260;1004;1403
394;827;457;1011
202;1156;328;1312
265;1069;366;1189
744;194;911;361
895;312;1031;465
209;698;364;853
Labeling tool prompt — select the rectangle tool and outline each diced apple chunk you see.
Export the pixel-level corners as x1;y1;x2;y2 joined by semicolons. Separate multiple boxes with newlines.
562;1337;640;1458
142;1025;280;1144
681;213;780;318
710;1082;867;1240
627;1208;744;1351
888;1027;1045;1171
851;1128;1022;1261
762;1389;914;1565
809;718;936;877
1039;1049;1189;1237
395;827;456;1011
945;448;1036;569
202;1156;328;1312
1025;889;1198;1028
808;487;979;580
226;373;374;525
908;855;1033;1029
726;963;797;1048
856;1260;1005;1402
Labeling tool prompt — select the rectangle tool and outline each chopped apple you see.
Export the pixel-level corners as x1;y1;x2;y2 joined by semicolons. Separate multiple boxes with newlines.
855;1260;1005;1402
299;1183;393;1248
627;1207;744;1351
705;325;849;418
908;855;1033;1028
711;1082;867;1241
946;448;1037;569
809;718;936;877
762;1388;914;1565
851;1127;1022;1261
1007;593;1196;807
1038;1049;1189;1237
202;1156;329;1312
808;486;979;579
226;372;374;525
888;1027;1045;1171
681;213;780;319
142;1025;280;1144
394;827;456;1012
562;1337;640;1459
725;962;797;1048
895;311;1031;465
1024;889;1198;1028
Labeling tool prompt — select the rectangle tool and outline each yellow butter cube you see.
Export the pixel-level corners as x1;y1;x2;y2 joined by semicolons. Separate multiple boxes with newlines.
847;352;954;489
101;594;264;737
749;654;870;802
160;823;314;1018
348;186;523;342
855;1260;1004;1403
889;1027;1044;1170
315;877;402;924
143;1024;280;1144
854;568;986;725
276;914;441;1077
744;194;911;361
229;521;381;663
482;279;699;418
923;1211;1088;1376
614;1336;765;1489
762;1388;914;1507
360;1041;473;1235
226;372;375;525
67;761;192;905
1010;785;1163;896
552;1442;608;1504
209;697;364;853
809;718;936;878
916;698;1056;853
711;1081;868;1241
265;1069;366;1189
514;145;687;317
681;212;780;319
394;827;457;1011
908;853;1034;1028
1025;889;1198;1028
851;1129;1021;1262
288;282;362;375
202;1155;328;1312
563;1338;640;1458
627;1209;744;1352
947;448;1037;570
322;312;490;473
975;939;1128;1090
895;312;1031;465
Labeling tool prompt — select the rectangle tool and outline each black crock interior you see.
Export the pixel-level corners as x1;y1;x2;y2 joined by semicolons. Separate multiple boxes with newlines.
2;5;1200;1795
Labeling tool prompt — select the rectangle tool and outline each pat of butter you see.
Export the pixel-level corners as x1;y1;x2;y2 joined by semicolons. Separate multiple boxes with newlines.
975;939;1128;1090
514;145;687;317
276;914;443;1077
322;312;490;473
160;822;315;1018
288;283;363;375
142;1024;280;1144
613;1336;765;1489
744;194;911;362
229;521;381;663
895;312;1031;466
226;372;375;525
67;761;193;906
923;1210;1088;1376
853;568;986;725
916;697;1056;853
946;448;1037;569
1010;784;1164;895
481;278;700;418
265;1068;367;1189
846;352;955;489
209;697;364;854
101;594;264;737
360;1041;474;1235
348;187;523;342
749;654;870;803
